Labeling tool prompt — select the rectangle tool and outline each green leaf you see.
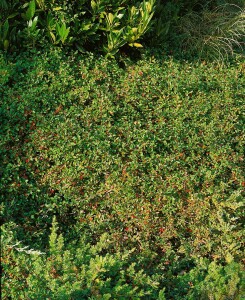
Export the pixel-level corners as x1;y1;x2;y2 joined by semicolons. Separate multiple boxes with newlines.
91;0;96;11
7;13;19;19
3;39;9;50
108;13;114;25
26;0;36;21
3;20;9;40
56;22;70;44
130;42;143;47
49;31;56;43
52;7;62;11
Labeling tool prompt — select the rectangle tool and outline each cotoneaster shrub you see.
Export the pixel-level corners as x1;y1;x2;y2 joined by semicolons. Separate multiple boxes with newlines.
1;49;244;298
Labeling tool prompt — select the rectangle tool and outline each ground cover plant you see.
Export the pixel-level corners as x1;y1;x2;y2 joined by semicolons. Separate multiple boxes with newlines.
1;48;244;299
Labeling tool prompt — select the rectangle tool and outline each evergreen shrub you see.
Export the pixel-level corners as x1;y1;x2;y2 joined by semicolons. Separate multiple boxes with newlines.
0;0;155;56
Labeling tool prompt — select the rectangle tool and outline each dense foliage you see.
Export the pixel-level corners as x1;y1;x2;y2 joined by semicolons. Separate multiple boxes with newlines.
1;49;244;298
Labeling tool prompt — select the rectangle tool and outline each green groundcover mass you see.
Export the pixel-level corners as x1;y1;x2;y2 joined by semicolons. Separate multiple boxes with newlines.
1;49;244;299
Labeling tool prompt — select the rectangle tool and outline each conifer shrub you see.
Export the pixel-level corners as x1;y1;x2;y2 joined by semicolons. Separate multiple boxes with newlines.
2;218;244;299
2;218;164;299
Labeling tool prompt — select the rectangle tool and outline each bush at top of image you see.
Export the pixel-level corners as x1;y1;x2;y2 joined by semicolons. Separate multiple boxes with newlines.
0;0;155;56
